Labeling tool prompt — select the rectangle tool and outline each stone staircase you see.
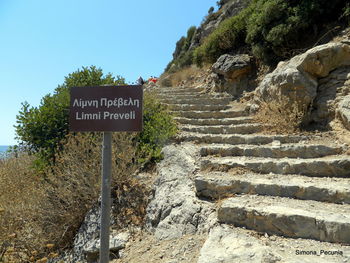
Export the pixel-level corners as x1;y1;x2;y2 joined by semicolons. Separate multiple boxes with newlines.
155;85;350;249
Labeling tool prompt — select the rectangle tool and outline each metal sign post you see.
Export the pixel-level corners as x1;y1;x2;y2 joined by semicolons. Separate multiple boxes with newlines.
100;131;112;263
69;85;143;263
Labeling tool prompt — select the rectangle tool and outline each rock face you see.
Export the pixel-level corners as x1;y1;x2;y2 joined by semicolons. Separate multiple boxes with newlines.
83;232;129;263
312;66;350;125
255;42;350;125
145;144;215;240
211;54;254;97
338;95;350;130
50;200;126;263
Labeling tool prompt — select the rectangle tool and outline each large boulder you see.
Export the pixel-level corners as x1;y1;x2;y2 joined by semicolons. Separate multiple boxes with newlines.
255;42;350;124
212;54;251;80
211;54;254;96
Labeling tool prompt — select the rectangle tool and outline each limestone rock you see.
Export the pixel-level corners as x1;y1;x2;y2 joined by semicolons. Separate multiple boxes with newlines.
198;225;281;263
338;95;350;130
311;66;350;124
145;143;216;240
83;232;129;263
255;42;350;124
211;54;253;96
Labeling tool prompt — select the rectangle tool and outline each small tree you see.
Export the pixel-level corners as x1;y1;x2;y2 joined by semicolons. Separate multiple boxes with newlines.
15;66;125;163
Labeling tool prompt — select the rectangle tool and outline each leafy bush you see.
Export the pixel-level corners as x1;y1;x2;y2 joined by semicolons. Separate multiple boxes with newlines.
216;0;230;8
173;37;187;60
138;92;178;163
194;0;348;65
245;0;346;63
166;26;196;72
342;3;350;24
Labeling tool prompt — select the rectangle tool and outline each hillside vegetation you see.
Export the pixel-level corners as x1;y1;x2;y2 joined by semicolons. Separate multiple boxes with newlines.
166;0;350;72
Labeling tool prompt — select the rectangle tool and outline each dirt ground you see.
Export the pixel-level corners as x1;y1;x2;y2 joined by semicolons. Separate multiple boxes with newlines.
111;231;207;263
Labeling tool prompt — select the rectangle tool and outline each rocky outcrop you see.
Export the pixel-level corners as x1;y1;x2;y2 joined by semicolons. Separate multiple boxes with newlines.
50;200;128;263
83;232;129;263
210;54;255;97
338;95;350;130
189;0;250;50
212;54;251;79
255;42;350;125
145;144;216;240
311;66;350;124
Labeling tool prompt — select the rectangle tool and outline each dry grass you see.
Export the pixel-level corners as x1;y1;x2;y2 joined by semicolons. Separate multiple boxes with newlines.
0;132;149;262
0;153;49;262
159;65;208;88
254;95;308;134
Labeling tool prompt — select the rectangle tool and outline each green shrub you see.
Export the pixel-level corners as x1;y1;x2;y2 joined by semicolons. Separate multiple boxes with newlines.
173;36;187;60
341;3;350;24
216;0;230;8
137;92;178;163
245;0;346;63
166;26;197;73
183;26;196;51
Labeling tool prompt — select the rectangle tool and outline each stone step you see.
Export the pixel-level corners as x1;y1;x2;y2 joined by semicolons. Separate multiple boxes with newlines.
201;156;350;177
174;116;254;126
195;172;350;204
156;93;231;100
177;132;307;145
181;124;262;135
172;109;248;119
159;97;231;105
167;104;231;111
218;195;350;244
198;225;350;263
155;87;206;93
199;144;343;158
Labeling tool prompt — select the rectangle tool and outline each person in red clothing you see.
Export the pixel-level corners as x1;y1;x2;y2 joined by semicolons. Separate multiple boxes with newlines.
150;76;158;83
147;76;158;84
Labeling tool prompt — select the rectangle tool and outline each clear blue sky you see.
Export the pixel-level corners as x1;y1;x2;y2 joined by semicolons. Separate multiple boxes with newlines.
0;0;217;145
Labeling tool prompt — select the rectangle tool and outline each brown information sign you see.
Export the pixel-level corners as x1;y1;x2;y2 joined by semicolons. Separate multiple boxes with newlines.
69;85;143;132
